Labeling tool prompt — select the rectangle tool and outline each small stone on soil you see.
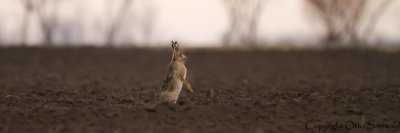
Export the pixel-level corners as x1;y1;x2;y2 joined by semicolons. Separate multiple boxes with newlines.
144;104;157;112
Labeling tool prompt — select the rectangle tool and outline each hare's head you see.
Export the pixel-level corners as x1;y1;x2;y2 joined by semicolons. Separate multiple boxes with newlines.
171;41;187;62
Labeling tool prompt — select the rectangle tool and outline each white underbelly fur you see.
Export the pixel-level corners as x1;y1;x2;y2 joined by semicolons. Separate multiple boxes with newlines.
173;80;183;98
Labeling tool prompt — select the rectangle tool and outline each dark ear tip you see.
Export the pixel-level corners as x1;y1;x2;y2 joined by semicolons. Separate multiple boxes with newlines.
170;41;179;49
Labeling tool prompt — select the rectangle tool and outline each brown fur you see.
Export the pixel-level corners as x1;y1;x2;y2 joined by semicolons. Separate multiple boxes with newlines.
159;41;193;104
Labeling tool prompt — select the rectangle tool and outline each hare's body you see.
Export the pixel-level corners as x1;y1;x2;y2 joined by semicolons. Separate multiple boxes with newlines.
160;61;186;103
159;41;193;104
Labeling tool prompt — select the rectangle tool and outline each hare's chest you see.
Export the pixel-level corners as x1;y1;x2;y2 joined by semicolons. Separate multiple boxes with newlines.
182;65;187;79
175;63;187;79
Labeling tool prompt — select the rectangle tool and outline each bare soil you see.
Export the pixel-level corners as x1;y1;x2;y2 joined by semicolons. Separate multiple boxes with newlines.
0;47;399;133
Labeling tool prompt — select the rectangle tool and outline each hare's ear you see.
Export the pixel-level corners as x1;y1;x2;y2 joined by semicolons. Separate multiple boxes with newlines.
171;41;175;49
174;41;180;51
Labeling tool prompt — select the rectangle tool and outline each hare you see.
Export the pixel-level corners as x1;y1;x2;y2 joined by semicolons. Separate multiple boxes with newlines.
159;41;194;104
